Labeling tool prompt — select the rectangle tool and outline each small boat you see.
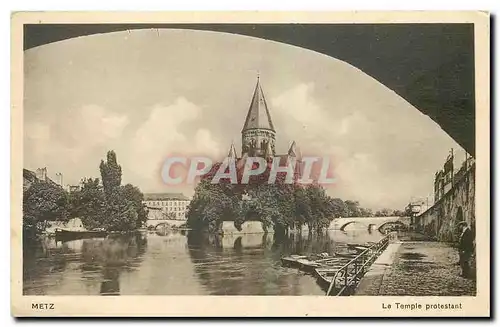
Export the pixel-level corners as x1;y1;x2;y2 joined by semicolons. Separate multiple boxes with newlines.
314;268;356;294
281;255;308;267
295;258;324;272
54;229;108;241
281;254;354;273
314;268;345;291
334;252;359;259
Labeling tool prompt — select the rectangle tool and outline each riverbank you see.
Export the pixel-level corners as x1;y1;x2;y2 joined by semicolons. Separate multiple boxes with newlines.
355;235;476;296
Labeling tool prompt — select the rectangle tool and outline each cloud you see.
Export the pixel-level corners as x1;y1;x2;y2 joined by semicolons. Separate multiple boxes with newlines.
269;83;444;210
124;97;221;191
272;83;332;150
23;29;464;208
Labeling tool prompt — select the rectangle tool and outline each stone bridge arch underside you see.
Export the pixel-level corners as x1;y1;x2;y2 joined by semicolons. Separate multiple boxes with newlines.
24;23;475;155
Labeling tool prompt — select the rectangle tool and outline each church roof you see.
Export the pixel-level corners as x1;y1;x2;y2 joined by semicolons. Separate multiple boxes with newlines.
242;77;275;132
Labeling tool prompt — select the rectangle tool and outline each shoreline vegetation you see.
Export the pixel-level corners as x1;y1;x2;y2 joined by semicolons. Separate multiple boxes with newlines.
23;150;147;242
23;150;405;244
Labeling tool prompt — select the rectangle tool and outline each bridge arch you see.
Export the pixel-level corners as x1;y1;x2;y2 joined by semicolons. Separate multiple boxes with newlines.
340;221;356;231
377;220;406;233
153;222;170;230
24;24;475;154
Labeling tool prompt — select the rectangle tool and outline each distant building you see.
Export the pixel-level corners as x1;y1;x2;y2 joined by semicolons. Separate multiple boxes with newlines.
23;167;81;193
434;149;475;203
23;167;61;191
67;185;81;193
434;151;454;201
143;193;191;220
405;197;432;217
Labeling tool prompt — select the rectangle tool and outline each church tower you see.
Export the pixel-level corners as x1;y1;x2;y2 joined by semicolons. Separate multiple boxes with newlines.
241;77;276;157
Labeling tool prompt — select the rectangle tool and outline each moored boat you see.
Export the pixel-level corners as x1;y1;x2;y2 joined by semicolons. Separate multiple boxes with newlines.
281;254;355;273
314;267;356;294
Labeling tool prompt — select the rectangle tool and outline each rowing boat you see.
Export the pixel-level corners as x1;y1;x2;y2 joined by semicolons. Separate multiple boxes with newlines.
314;267;356;293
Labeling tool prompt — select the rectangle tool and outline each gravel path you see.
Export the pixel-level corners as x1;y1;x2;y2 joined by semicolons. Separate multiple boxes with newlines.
377;241;476;296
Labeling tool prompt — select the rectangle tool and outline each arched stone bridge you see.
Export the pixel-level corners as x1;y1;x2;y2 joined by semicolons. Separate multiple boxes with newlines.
331;216;411;233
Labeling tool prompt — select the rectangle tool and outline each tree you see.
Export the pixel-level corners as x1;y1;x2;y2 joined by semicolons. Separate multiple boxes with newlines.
359;207;374;217
99;150;122;197
187;179;240;234
121;184;148;228
306;185;331;232
187;159;337;235
344;200;361;217
375;208;392;217
67;150;147;232
392;209;405;217
23;182;69;235
294;186;311;230
102;189;138;232
330;198;349;218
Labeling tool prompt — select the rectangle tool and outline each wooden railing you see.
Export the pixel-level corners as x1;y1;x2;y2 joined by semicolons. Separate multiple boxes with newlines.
326;232;394;296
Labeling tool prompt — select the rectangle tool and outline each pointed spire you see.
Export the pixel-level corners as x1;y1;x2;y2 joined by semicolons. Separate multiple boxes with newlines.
288;141;297;157
242;76;275;132
228;142;237;159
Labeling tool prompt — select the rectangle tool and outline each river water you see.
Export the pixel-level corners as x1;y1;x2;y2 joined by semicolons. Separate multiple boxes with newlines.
23;221;384;296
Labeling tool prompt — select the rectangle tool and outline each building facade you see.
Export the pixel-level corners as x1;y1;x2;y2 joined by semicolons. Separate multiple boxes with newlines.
434;149;475;203
143;193;191;220
23;167;62;192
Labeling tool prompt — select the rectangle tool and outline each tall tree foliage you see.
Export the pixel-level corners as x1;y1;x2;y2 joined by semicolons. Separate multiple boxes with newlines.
23;182;69;236
121;183;148;228
69;178;106;230
67;150;147;232
99;150;122;197
187;159;337;235
186;157;408;235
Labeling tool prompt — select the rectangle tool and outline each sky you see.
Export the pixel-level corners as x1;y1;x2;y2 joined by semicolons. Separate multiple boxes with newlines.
23;28;466;210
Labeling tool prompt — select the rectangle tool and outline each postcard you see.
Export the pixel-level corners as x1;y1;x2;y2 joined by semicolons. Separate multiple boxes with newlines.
11;11;490;317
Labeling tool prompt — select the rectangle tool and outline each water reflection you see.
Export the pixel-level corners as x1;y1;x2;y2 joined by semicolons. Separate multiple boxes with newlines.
24;233;147;295
23;222;383;296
